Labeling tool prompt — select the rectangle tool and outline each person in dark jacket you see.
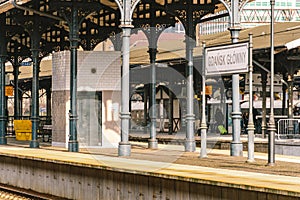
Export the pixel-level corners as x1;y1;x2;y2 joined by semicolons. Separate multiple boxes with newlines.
215;108;227;134
215;108;224;126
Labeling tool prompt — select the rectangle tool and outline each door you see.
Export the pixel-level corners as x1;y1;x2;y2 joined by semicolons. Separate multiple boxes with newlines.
77;91;102;146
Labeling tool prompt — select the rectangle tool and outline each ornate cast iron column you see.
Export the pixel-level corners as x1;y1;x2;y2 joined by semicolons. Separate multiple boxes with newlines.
148;46;158;149
30;46;40;148
117;0;140;156
13;62;20;119
46;87;51;121
176;6;197;152
26;16;45;148
200;41;207;158
14;11;56;148
25;15;60;148
185;34;196;152
166;0;218;152
118;24;132;156
0;15;8;145
282;75;287;116
247;33;255;162
220;0;250;156
57;2;97;151
229;7;243;156
0;53;7;145
261;70;267;138
287;74;294;136
67;7;80;152
134;2;176;147
143;26;165;149
287;74;293;119
268;0;276;165
142;26;162;149
143;85;148;131
168;88;173;135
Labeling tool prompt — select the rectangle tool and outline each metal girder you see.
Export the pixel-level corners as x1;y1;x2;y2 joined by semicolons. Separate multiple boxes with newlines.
1;0;223;57
17;77;51;93
133;0;176;40
253;47;300;76
241;8;300;25
50;0;103;11
164;2;217;42
80;16;120;50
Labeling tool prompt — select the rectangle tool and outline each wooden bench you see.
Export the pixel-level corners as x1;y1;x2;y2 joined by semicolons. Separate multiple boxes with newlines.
41;125;52;142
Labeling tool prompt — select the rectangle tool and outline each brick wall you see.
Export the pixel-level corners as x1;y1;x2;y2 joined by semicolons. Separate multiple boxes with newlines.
51;91;68;146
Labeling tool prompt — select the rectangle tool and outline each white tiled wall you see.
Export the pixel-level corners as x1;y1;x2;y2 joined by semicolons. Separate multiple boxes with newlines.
52;51;122;147
52;51;121;91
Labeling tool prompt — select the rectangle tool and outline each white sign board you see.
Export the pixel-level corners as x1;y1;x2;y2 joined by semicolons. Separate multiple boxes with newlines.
205;42;249;76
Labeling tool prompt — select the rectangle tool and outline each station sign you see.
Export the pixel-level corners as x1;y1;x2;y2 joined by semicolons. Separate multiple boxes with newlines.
21;61;32;66
205;42;249;76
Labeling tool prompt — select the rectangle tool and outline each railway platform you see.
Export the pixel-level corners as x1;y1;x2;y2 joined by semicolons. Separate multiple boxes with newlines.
0;135;299;199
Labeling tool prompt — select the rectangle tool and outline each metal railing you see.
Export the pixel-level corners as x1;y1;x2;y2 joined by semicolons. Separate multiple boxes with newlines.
277;119;300;139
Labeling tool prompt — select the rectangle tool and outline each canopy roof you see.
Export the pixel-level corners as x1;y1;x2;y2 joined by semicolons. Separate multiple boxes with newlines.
2;0;297;79
7;21;300;80
131;22;300;64
202;22;300;51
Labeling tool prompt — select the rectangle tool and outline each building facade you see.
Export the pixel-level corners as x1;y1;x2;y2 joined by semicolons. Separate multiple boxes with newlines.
200;0;300;34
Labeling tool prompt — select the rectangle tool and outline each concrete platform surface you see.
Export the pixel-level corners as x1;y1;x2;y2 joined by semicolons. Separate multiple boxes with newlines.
0;140;300;197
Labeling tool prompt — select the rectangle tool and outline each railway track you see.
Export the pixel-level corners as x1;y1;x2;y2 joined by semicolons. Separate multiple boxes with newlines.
0;184;68;200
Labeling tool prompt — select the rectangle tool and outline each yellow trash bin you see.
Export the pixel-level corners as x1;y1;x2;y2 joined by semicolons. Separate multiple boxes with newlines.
13;120;32;141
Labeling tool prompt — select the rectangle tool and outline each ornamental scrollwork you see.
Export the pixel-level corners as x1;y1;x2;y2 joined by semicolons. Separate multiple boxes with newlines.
156;24;167;32
131;0;139;8
193;10;207;19
140;23;167;37
176;10;187;20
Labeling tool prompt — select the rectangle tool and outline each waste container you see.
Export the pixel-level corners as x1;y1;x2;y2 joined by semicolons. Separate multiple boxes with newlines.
13;120;32;141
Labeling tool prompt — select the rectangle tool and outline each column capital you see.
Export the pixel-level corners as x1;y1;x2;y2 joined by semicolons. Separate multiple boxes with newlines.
119;24;134;29
228;26;241;43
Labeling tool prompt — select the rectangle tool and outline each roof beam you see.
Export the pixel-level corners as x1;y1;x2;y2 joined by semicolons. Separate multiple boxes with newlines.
0;0;31;14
